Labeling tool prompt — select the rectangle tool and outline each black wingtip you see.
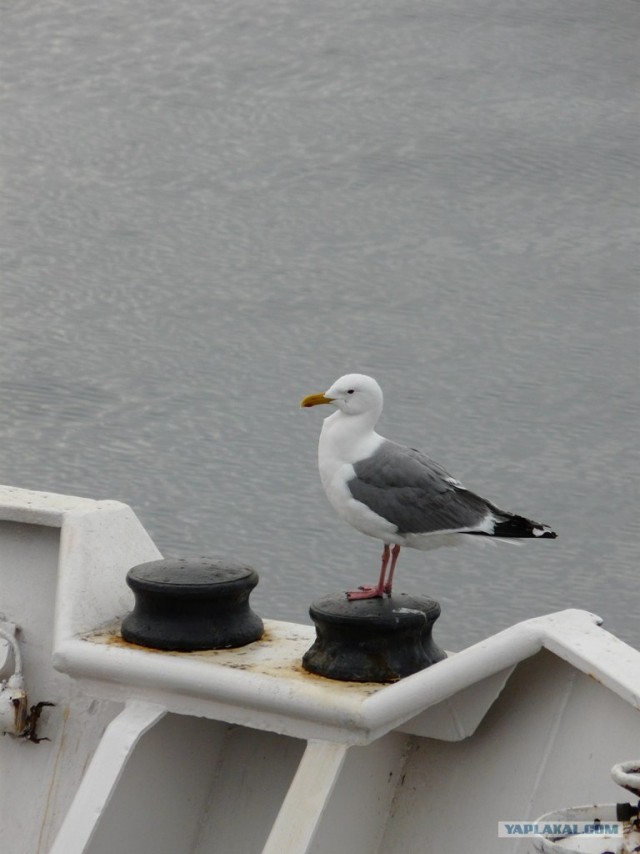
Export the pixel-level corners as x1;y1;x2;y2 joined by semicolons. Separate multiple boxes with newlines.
488;515;557;539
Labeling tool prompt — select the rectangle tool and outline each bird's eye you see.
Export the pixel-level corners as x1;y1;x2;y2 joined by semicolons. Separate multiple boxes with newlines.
347;389;355;394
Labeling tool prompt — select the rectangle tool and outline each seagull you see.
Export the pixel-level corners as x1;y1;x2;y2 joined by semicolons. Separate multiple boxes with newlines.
301;373;557;600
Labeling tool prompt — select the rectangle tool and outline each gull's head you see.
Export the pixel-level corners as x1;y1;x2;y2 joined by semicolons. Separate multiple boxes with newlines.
301;374;383;416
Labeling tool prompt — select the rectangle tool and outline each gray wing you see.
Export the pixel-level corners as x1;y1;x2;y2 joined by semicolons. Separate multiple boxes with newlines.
348;441;495;534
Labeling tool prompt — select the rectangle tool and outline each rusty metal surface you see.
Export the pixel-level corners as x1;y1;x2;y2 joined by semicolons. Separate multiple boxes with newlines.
81;619;385;695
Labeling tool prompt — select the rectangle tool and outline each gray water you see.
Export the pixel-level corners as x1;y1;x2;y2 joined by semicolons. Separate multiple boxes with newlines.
1;0;638;651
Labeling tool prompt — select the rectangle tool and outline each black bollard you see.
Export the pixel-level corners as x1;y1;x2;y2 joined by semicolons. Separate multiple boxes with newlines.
121;557;264;651
302;593;446;683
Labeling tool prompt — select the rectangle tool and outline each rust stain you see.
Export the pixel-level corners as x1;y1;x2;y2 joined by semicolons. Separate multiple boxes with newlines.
81;623;387;695
84;626;277;654
12;695;27;734
285;661;384;692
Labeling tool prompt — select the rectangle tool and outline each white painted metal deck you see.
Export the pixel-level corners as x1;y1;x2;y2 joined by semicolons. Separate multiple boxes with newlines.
1;485;638;854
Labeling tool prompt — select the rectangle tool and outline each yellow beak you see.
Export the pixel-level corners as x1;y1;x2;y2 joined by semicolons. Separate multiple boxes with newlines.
300;393;335;408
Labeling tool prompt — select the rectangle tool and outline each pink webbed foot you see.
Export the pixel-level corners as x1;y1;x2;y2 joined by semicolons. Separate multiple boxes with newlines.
346;585;385;600
345;544;398;600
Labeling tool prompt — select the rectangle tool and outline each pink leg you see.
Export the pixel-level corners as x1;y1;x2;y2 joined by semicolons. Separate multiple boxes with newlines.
383;545;401;595
346;544;390;600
